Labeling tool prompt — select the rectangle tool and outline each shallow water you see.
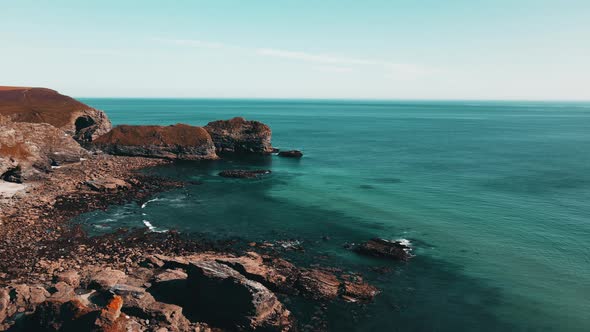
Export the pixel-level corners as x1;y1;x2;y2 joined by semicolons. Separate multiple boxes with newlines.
77;99;590;331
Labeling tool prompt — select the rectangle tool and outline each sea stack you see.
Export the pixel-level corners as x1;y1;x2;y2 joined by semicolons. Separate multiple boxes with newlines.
204;117;274;154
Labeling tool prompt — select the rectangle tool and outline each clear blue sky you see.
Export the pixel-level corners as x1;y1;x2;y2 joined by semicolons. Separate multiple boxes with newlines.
2;0;589;100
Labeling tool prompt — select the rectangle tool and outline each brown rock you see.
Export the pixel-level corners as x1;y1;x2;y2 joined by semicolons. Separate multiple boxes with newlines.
55;270;81;288
296;270;341;300
0;87;112;143
153;269;188;283
93;124;218;160
89;269;127;291
0;122;88;182
0;288;10;323
85;177;131;192
49;282;77;302
187;260;293;331
204;117;273;154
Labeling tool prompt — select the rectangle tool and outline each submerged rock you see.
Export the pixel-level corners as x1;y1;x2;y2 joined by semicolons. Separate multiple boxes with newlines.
218;169;272;178
92;124;218;160
0;86;112;144
355;238;413;261
278;150;303;158
204;117;273;154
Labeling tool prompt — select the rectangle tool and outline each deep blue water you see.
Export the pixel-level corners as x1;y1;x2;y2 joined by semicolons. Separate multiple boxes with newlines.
77;99;590;331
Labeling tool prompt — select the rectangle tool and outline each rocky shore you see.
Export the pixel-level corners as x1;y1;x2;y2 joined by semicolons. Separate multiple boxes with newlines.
0;87;380;331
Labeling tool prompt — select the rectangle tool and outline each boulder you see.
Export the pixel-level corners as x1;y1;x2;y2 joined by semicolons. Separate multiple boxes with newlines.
54;270;81;288
354;238;413;261
278;150;303;158
204;117;273;154
93;124;218;160
187;260;293;331
85;177;131;192
0;87;112;144
88;269;127;291
218;169;271;178
0;122;88;182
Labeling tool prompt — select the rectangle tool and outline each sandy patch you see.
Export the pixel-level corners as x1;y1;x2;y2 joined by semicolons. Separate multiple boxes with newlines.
0;180;26;198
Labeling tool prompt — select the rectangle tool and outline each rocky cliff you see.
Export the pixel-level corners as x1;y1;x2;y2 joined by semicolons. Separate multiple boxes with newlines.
0;87;112;144
0;121;88;182
92;124;218;160
204;117;273;154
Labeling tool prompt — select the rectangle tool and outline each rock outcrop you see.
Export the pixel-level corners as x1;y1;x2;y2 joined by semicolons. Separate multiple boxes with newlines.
278;150;303;158
187;261;293;331
0;121;88;182
93;124;218;160
0;87;112;144
204;117;273;154
354;238;413;261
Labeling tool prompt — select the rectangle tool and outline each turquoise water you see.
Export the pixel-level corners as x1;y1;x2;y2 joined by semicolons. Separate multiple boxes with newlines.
78;99;590;331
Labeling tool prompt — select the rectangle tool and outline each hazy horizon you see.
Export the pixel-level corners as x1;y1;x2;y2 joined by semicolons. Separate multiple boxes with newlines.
3;0;590;100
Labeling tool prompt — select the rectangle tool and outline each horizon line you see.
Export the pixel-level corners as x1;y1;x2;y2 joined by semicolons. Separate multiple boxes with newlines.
75;96;590;103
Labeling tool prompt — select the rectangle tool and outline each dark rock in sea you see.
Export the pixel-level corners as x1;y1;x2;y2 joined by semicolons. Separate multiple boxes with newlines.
0;86;112;144
92;124;218;160
354;238;413;261
278;150;303;158
204;117;274;154
219;169;271;178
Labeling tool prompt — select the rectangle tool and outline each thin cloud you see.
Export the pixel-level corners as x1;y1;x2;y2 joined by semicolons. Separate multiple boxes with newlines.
155;38;431;76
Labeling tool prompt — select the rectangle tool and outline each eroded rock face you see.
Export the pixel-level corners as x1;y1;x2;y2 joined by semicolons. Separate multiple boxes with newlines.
93;124;218;160
204;117;273;154
187;261;293;331
0;122;88;182
0;87;112;144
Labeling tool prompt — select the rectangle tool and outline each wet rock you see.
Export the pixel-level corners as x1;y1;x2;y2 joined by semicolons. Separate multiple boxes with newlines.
277;150;303;158
218;169;271;179
355;238;413;261
340;276;380;303
93;124;218;160
204;117;273;154
296;270;341;300
187;260;293;331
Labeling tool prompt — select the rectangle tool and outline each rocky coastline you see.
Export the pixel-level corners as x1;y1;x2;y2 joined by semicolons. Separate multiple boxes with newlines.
0;87;381;331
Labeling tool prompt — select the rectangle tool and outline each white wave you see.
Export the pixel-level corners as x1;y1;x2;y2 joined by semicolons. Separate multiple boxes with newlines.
142;220;167;233
396;238;411;246
141;198;161;209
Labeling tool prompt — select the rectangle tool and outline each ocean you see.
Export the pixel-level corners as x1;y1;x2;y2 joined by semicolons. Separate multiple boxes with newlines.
76;99;590;331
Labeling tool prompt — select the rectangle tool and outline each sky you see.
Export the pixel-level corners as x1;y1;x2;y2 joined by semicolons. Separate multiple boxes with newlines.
1;0;589;100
